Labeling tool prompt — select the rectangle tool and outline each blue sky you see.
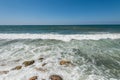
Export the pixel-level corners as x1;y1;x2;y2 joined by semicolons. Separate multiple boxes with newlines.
0;0;120;25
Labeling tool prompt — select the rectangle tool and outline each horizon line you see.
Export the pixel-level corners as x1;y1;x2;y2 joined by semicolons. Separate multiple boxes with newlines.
0;24;120;26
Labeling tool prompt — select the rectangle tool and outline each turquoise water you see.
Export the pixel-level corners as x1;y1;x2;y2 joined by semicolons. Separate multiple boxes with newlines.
0;25;120;80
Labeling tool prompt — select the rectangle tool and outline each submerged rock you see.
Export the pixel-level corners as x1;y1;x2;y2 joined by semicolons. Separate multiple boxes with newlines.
0;64;6;66
29;76;38;80
23;60;35;67
42;63;47;67
49;75;63;80
35;67;47;72
60;60;71;65
12;65;22;70
13;59;21;62
0;70;9;75
38;57;44;62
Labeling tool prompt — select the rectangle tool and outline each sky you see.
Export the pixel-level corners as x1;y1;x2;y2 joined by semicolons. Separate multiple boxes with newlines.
0;0;120;25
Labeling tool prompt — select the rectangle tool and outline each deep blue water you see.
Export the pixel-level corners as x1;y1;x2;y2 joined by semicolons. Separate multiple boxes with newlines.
0;25;120;34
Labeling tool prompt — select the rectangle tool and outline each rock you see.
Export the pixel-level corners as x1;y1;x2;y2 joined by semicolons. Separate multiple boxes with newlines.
49;75;63;80
29;76;38;80
0;71;9;75
0;64;6;66
60;60;71;65
35;67;47;72
23;60;35;67
12;65;22;70
38;57;44;62
14;59;21;62
42;63;47;66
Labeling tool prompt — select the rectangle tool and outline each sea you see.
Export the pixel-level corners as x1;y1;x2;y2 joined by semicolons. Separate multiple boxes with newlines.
0;25;120;80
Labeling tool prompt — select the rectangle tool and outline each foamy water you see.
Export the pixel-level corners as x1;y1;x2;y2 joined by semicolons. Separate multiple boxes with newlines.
0;33;120;41
0;33;120;80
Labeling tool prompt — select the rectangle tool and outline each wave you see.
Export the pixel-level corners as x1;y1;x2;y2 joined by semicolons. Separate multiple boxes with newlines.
0;33;120;41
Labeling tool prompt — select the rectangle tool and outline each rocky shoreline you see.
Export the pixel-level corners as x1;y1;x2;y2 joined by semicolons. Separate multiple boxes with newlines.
0;57;74;80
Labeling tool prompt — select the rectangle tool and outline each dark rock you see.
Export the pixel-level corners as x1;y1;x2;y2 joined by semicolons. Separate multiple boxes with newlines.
35;67;47;72
14;59;21;62
12;65;22;70
49;75;63;80
60;60;71;65
38;57;44;62
29;76;38;80
42;63;47;66
0;64;6;66
23;60;35;67
0;70;9;75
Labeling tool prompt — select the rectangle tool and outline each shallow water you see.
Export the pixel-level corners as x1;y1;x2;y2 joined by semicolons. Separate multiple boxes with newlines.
0;36;120;80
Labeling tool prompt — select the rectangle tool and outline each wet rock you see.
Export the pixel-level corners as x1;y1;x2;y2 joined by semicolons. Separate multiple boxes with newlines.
42;63;47;66
0;71;9;75
29;76;38;80
0;64;6;66
12;65;22;70
23;60;35;67
49;75;63;80
35;67;47;72
38;57;44;62
60;60;71;65
14;59;21;62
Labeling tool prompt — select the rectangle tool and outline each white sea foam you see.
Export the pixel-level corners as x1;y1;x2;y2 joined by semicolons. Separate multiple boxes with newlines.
0;33;120;80
0;33;120;41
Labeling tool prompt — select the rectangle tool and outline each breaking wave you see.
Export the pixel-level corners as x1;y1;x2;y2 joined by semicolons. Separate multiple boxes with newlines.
0;33;120;41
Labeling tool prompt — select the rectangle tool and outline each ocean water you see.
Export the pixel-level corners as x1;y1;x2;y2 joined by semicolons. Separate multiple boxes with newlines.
0;25;120;80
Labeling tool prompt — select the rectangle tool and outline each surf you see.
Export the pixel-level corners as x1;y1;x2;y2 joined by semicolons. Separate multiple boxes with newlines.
0;38;120;80
0;33;120;41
